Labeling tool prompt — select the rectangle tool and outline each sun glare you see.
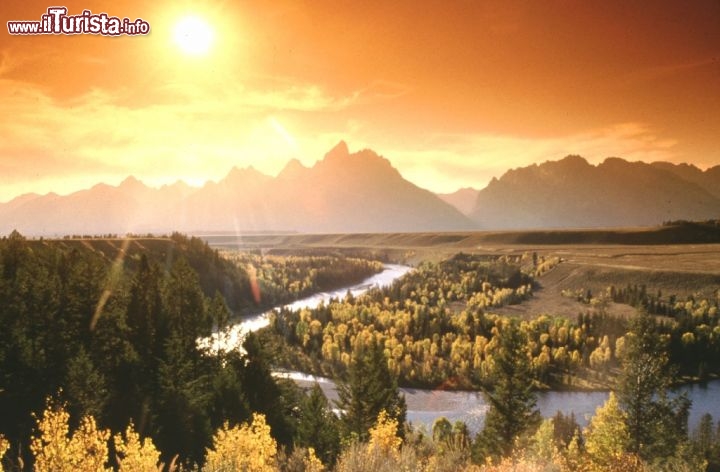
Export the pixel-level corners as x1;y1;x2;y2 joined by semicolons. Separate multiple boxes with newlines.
173;16;214;56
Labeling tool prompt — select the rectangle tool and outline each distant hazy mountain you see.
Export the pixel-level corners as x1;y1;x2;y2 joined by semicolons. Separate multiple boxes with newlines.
4;148;719;235
470;155;720;229
0;142;474;235
437;188;480;215
650;162;720;200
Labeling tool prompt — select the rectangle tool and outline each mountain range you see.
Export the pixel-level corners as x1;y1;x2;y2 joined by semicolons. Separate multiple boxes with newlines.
0;142;473;235
469;155;720;229
1;143;719;235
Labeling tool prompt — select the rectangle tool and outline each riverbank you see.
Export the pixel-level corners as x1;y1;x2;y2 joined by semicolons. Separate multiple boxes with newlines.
274;370;720;435
203;259;720;436
199;264;413;354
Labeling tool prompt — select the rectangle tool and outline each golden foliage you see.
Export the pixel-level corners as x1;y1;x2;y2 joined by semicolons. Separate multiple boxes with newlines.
334;440;421;472
205;413;277;472
0;434;9;472
30;400;111;472
529;419;558;462
114;422;162;472
476;455;553;471
368;410;402;458
583;392;630;470
303;447;324;472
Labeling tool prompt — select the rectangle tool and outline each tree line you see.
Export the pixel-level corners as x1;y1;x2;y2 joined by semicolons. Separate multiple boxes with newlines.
0;232;385;470
2;237;719;470
3;311;719;471
267;253;720;389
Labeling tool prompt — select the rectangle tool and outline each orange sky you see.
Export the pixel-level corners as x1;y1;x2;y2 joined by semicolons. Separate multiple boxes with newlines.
1;0;719;201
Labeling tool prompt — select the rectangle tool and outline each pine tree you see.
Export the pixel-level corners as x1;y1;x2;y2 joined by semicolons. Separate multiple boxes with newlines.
240;332;297;447
472;320;540;462
207;291;230;333
432;417;452;443
64;347;108;421
692;413;718;468
126;255;163;363
296;383;340;466
336;338;407;441
616;311;691;462
155;334;213;465
207;350;250;434
161;258;211;345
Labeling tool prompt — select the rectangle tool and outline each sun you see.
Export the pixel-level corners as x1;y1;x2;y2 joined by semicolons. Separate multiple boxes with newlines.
173;16;214;56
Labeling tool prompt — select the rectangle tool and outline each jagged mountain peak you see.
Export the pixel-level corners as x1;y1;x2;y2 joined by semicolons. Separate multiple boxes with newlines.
324;140;350;161
89;182;113;192
471;154;720;229
558;154;591;166
14;144;718;235
0;141;475;235
600;156;628;165
222;165;271;185
278;158;307;179
436;187;480;216
162;180;191;190
313;143;399;184
651;161;702;172
118;176;147;192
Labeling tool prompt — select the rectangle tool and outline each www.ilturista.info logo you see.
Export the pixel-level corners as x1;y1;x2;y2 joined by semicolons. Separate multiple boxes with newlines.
7;7;150;36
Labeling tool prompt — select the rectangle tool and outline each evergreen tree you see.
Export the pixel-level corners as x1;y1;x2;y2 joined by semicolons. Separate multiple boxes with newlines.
63;347;108;421
432;417;452;443
208;291;230;333
126;255;163;363
240;332;297;447
207;349;250;432
155;333;213;465
161;257;211;345
472;320;540;462
89;299;139;433
552;410;580;448
452;420;471;448
616;310;690;461
336;338;407;441
119;256;163;433
296;383;341;466
692;413;719;470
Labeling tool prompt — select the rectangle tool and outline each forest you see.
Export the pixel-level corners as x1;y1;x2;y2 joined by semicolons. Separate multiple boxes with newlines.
267;253;720;389
1;233;719;471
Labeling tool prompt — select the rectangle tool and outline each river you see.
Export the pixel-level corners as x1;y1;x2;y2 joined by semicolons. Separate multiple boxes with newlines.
198;264;412;354
200;264;720;435
275;370;720;435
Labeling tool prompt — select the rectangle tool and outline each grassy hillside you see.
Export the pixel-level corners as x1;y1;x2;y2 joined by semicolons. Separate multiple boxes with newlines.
202;221;720;252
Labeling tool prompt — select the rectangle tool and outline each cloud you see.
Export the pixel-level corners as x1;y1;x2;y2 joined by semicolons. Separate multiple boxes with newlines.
0;68;688;203
0;76;389;200
154;76;407;114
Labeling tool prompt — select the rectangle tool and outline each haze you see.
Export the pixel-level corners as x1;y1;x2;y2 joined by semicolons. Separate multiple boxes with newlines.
1;0;719;202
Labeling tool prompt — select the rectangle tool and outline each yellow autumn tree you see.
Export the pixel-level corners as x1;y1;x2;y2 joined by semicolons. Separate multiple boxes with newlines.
204;413;277;472
303;447;324;472
529;419;559;462
0;434;9;472
583;392;630;469
114;422;162;472
367;410;402;458
31;400;111;472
